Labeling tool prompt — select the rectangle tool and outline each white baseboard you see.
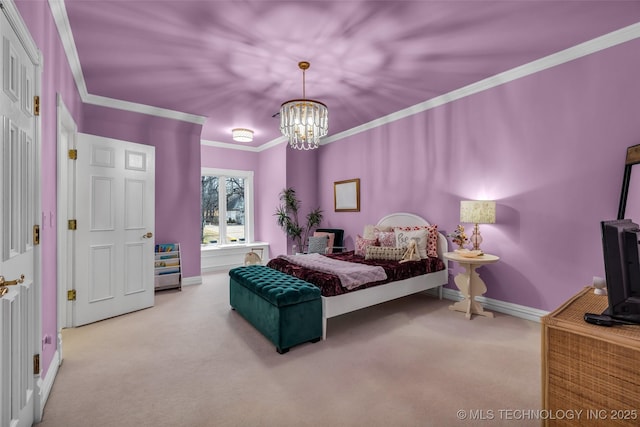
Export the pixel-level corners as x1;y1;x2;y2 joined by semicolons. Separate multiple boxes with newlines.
35;348;60;422
201;265;240;274
427;287;549;323
182;276;202;286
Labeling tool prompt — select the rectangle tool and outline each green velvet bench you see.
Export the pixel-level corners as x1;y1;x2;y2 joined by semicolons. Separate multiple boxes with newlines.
229;265;322;354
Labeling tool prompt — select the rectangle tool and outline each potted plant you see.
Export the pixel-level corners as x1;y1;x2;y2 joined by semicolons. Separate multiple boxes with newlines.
275;187;323;253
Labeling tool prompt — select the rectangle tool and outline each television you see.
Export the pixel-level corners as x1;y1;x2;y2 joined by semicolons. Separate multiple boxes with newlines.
600;219;640;324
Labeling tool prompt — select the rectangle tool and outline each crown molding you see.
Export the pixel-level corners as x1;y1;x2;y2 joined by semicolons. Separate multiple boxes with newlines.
46;0;640;149
201;139;260;152
214;22;640;151
84;93;206;124
2;0;41;65
320;21;640;146
48;0;86;97
201;136;286;152
48;0;205;125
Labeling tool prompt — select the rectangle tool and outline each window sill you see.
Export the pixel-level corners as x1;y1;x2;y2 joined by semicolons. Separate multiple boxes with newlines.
201;241;268;252
200;242;270;273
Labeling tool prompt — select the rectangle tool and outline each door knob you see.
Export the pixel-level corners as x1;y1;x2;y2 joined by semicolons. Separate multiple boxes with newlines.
0;274;25;297
142;232;153;239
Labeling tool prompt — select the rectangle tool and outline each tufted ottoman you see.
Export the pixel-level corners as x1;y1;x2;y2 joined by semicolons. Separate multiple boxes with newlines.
229;265;322;354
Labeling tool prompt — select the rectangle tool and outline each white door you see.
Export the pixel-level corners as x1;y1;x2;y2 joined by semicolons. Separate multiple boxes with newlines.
0;4;40;427
72;134;155;327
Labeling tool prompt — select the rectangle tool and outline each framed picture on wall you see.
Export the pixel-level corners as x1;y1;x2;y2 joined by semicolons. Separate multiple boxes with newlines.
334;178;360;212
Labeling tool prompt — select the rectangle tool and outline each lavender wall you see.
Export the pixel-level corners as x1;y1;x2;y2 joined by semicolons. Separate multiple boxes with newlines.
317;38;640;311
15;0;84;377
82;104;203;279
257;144;288;256
201;145;259;172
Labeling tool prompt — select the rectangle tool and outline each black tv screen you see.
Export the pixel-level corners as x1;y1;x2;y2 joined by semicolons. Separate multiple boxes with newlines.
601;219;640;323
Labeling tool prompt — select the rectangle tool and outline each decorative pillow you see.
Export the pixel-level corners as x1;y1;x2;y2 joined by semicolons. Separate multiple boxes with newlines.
365;246;405;261
375;231;396;247
313;231;335;254
373;225;394;233
363;224;376;240
355;235;378;257
394;228;428;259
307;235;329;254
394;225;439;258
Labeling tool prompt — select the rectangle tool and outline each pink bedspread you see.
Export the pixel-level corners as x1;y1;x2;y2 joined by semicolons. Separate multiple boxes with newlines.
277;253;387;290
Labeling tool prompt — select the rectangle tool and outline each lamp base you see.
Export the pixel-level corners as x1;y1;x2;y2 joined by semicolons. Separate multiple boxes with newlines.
470;223;483;251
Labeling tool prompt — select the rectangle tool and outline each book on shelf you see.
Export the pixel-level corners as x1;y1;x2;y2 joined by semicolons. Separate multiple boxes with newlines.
155;243;178;252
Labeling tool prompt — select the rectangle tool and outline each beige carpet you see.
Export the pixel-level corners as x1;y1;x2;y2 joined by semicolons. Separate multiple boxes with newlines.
37;271;541;427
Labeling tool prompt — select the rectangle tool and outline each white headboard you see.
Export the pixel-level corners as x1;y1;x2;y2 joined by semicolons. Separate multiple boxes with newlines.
376;212;448;259
377;212;429;228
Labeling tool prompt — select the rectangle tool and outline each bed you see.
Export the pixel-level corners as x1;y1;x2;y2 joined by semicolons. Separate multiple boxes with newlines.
267;212;448;339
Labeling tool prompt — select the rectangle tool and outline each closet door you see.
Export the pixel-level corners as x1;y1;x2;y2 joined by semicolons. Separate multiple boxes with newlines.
72;134;155;326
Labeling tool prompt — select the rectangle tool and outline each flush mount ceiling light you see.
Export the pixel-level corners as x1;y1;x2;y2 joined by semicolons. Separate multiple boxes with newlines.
232;128;254;142
279;61;328;150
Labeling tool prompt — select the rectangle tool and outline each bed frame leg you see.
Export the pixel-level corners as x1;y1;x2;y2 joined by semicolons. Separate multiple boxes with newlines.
438;285;443;300
322;317;327;340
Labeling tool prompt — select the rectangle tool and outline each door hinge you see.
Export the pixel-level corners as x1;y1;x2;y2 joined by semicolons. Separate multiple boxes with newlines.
68;219;77;230
67;289;76;301
33;95;40;116
68;149;77;160
33;224;40;245
33;354;40;374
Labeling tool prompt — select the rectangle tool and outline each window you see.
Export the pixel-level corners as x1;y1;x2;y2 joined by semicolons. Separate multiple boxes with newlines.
201;168;254;246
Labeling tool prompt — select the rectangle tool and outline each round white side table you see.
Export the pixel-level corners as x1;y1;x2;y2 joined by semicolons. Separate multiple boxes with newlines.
443;252;500;320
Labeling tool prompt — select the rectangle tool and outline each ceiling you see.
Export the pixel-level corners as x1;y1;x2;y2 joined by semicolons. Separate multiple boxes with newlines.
61;1;640;147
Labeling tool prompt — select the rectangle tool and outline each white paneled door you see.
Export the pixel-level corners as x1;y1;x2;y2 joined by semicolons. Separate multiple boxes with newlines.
72;134;155;326
0;3;40;427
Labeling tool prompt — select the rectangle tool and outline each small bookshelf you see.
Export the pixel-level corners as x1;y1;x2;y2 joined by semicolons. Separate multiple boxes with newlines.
154;243;181;291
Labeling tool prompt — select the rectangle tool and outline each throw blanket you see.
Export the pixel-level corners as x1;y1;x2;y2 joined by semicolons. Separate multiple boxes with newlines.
277;253;387;290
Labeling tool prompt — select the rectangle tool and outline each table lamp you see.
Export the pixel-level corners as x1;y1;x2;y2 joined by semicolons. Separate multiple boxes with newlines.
460;200;496;251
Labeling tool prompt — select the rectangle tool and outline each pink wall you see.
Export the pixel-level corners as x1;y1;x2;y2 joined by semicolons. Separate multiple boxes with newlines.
82;104;203;279
317;38;640;311
16;0;84;378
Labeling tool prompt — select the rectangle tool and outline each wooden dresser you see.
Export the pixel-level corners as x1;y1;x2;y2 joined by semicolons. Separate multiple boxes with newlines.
541;287;640;426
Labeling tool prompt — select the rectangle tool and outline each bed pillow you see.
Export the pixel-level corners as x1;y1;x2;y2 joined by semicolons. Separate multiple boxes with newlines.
307;235;329;254
375;231;396;247
313;231;335;254
355;235;378;257
365;246;405;261
394;225;438;258
363;224;376;240
394;228;428;259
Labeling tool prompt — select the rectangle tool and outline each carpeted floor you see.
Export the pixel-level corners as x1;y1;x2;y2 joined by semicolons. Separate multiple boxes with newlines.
37;271;541;427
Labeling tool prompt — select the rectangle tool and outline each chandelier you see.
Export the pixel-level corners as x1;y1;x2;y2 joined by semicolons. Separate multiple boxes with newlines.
280;61;328;150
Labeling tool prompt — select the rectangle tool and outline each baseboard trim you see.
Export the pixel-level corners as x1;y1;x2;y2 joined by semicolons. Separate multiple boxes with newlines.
427;287;549;323
35;348;60;422
182;276;202;287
